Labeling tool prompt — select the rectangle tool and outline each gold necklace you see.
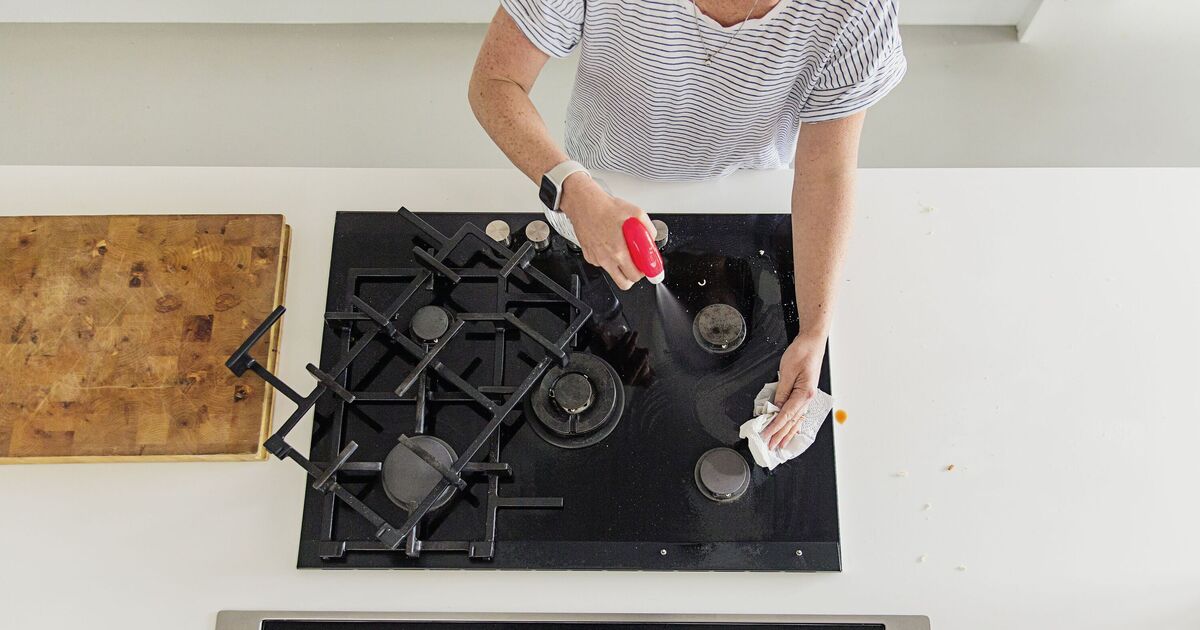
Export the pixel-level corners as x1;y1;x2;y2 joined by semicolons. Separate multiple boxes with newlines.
690;0;764;64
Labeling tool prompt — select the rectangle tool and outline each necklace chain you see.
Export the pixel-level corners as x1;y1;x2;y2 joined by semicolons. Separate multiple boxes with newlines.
690;0;764;64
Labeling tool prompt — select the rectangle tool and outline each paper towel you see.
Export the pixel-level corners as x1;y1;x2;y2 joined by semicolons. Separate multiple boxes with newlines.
738;381;833;470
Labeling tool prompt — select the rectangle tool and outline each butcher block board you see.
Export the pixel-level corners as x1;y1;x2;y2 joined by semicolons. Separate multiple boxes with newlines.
0;215;290;463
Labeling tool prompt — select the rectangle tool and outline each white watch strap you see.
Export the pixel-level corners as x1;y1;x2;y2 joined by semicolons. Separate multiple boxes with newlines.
545;160;589;211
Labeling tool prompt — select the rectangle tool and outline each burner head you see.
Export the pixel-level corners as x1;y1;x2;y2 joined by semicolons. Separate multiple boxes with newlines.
551;372;594;414
695;447;750;502
381;435;458;512
411;305;451;343
693;303;746;353
527;353;623;449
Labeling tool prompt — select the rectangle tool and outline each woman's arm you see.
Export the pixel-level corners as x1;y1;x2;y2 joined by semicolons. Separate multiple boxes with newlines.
468;9;654;290
760;112;865;449
468;9;565;182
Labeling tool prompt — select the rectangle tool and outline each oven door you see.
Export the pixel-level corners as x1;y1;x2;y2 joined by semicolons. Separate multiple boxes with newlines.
215;612;930;630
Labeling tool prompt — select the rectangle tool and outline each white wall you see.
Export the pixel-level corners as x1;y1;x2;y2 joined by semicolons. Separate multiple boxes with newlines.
0;0;1034;25
1;0;1198;168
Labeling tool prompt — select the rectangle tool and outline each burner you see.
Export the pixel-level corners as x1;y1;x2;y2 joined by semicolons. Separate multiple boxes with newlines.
551;372;593;414
694;447;750;502
693;303;746;353
411;305;451;343
527;352;623;449
382;435;458;512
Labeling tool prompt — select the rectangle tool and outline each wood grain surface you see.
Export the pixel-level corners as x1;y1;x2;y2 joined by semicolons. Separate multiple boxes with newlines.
0;215;289;463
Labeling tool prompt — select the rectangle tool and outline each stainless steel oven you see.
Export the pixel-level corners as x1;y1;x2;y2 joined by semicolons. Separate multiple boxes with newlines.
216;612;929;630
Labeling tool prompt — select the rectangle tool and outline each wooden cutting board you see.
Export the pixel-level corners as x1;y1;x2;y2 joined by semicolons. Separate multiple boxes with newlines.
0;215;290;463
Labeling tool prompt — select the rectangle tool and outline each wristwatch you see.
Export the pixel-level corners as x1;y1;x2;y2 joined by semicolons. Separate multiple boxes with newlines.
539;160;590;212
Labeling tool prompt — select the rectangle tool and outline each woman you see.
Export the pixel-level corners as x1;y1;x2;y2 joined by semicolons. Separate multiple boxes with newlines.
469;0;905;450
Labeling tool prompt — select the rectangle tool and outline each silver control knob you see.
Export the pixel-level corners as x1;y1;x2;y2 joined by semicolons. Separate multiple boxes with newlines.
525;220;552;251
652;219;669;249
485;219;512;247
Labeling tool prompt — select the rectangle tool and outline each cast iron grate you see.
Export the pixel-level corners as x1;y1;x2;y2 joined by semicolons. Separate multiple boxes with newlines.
225;208;592;559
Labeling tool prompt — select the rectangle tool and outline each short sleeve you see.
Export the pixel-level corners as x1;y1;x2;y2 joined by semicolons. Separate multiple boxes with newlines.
798;0;907;122
500;0;586;58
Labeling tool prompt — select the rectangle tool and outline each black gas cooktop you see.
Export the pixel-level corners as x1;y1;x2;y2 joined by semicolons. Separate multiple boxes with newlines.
228;208;838;571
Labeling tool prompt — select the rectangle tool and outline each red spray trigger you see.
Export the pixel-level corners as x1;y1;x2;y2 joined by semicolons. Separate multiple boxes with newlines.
622;217;665;284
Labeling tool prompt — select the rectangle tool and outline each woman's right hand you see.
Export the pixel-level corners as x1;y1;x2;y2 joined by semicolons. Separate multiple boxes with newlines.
558;174;657;290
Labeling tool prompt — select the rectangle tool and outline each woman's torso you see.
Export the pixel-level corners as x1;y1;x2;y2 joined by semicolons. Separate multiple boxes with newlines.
562;0;903;180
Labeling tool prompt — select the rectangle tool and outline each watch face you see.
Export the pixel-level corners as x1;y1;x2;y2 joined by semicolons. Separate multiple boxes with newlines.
539;175;557;211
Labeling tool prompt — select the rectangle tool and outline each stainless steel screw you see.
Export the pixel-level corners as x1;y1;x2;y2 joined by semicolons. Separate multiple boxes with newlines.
660;549;667;556
795;549;804;557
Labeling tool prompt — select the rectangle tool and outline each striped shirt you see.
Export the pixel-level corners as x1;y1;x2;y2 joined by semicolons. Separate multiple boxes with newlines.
501;0;907;180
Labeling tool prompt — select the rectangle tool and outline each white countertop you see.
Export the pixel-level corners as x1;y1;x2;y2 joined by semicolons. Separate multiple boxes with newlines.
2;166;1198;630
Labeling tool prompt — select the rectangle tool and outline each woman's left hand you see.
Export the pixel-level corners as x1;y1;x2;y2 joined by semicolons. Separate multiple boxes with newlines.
761;333;826;449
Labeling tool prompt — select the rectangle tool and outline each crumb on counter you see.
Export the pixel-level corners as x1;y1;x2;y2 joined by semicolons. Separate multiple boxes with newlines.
917;554;927;563
892;470;908;478
945;464;956;472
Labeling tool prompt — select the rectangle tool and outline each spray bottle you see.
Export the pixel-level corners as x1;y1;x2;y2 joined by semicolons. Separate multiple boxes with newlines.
542;178;665;285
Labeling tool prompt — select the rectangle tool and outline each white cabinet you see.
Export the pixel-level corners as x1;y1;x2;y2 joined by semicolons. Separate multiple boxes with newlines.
0;0;1043;27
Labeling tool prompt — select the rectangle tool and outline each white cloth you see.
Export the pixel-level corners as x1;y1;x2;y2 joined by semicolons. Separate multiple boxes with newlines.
738;381;833;470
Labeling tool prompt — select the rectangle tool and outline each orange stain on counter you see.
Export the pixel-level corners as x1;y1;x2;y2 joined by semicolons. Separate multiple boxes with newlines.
834;409;848;424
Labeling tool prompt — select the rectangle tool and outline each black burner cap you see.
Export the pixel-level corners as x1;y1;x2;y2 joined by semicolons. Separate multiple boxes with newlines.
551;372;594;414
693;303;746;353
695;447;750;502
381;435;457;512
411;305;451;343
